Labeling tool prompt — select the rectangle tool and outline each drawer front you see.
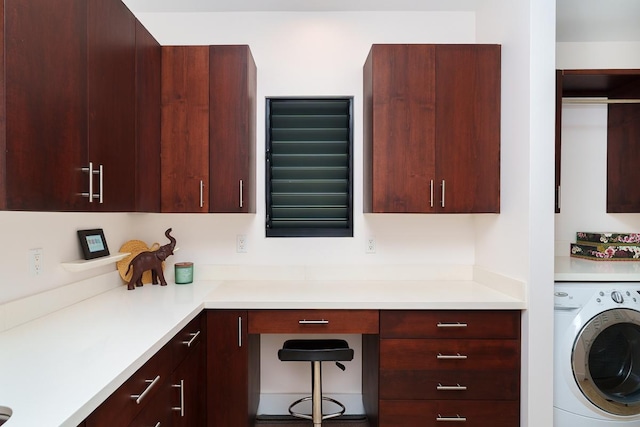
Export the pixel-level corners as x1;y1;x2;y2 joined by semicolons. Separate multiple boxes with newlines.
85;344;172;427
379;369;519;400
379;400;520;427
248;309;379;334
171;313;204;369
380;339;520;371
380;310;520;339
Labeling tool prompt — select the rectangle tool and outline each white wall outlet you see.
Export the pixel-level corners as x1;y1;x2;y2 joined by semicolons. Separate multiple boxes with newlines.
28;248;44;276
366;237;376;254
236;235;247;253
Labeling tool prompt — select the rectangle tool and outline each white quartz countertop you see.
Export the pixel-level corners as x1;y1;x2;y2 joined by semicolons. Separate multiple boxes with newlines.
0;276;525;427
555;256;640;281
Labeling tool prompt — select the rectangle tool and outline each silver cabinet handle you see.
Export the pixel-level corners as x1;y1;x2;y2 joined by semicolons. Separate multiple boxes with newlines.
437;353;468;360
437;383;467;391
239;179;244;208
96;164;103;204
131;375;161;404
430;179;434;208
441;179;445;208
199;180;204;208
437;322;468;328
298;319;329;324
181;330;201;347
154;423;161;427
238;316;242;347
81;162;94;202
437;414;467;422
172;379;185;417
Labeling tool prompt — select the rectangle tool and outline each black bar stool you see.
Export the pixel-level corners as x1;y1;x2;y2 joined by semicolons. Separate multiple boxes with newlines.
278;339;354;427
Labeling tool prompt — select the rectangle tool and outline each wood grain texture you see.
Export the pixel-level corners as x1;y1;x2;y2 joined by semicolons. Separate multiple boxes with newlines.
87;0;136;211
134;20;161;212
161;46;210;212
248;309;379;334
435;44;501;213
209;45;257;213
5;0;87;210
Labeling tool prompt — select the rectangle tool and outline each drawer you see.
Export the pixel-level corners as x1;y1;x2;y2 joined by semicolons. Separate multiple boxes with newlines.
379;369;519;400
85;343;172;427
248;309;379;334
171;313;204;369
380;310;520;339
379;400;520;427
380;339;520;370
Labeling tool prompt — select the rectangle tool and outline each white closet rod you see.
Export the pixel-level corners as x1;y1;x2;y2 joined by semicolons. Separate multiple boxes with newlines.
562;98;640;104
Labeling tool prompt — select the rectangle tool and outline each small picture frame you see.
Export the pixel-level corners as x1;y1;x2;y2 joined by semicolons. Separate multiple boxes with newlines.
77;229;110;260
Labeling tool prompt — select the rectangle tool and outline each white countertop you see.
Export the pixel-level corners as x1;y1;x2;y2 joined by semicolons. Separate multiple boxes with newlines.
0;276;525;427
555;256;640;282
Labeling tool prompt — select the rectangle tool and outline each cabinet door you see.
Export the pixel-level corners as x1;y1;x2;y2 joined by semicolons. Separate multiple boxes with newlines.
435;45;501;213
171;340;205;427
87;0;136;211
607;102;640;212
134;20;161;213
209;45;257;213
4;0;87;211
206;310;259;427
161;46;210;212
364;44;437;213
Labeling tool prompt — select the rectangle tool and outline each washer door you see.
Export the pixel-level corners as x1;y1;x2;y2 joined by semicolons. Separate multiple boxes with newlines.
572;308;640;415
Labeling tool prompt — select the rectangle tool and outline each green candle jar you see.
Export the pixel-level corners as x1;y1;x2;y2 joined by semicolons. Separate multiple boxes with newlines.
174;262;194;284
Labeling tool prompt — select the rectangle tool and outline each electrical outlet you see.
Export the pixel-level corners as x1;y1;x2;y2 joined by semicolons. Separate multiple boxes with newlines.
236;235;247;253
29;248;44;276
366;237;376;254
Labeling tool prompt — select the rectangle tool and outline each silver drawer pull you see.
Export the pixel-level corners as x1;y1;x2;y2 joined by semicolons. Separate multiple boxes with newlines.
298;319;329;324
172;379;185;417
131;375;161;404
154;423;161;427
437;383;467;391
437;353;468;360
181;330;201;347
437;414;467;422
437;322;468;328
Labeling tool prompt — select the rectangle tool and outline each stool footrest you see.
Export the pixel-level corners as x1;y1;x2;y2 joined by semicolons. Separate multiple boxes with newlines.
288;396;346;421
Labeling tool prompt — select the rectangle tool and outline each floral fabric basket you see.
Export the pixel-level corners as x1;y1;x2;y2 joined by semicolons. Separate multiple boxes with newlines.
571;232;640;261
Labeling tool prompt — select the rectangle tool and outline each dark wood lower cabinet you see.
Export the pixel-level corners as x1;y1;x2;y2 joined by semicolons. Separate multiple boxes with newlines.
379;400;519;427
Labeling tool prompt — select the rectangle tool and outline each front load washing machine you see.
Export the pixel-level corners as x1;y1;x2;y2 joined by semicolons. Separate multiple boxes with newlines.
554;282;640;426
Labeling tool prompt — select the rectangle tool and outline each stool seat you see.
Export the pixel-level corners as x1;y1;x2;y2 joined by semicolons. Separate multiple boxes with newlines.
278;339;354;426
278;339;354;362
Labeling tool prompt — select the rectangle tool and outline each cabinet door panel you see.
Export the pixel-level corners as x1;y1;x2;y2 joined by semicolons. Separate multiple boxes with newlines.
87;0;136;211
172;340;206;427
209;45;256;213
379;369;519;400
366;44;436;213
161;46;210;212
5;0;87;210
435;45;500;213
607;103;640;212
134;20;161;212
206;310;259;427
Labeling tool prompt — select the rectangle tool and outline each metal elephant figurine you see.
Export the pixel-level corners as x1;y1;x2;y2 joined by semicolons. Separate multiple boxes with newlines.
125;228;176;290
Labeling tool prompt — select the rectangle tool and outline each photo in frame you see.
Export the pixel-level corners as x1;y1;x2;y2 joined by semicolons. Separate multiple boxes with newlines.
77;229;110;260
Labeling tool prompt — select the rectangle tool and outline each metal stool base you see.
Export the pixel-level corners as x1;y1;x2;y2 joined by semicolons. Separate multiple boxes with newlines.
288;395;346;421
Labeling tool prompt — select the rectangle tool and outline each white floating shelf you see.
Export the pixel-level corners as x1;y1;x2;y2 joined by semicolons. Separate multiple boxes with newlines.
61;253;131;273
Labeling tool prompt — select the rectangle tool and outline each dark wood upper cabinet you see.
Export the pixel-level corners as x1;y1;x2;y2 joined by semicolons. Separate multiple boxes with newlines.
161;45;211;213
3;0;88;211
87;0;136;212
364;44;501;214
209;45;257;213
134;20;161;213
556;69;640;213
1;0;157;212
161;45;256;213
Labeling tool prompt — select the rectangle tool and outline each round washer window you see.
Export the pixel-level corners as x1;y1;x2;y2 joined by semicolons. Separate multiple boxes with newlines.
573;308;640;416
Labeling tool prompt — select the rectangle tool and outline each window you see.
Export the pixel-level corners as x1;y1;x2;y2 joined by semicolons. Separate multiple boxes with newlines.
266;97;353;237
